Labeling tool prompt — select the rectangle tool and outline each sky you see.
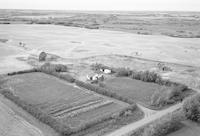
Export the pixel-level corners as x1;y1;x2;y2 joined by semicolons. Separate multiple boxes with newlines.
0;0;200;11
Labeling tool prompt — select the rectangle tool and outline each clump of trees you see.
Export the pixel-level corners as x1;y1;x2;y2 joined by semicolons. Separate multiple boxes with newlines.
131;70;161;83
110;66;180;87
150;84;188;108
39;52;47;61
0;38;8;43
183;94;200;123
115;68;132;77
40;63;68;73
112;68;163;84
91;63;115;73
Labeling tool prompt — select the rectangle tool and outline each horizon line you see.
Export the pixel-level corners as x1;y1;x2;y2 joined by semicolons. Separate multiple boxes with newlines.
0;8;200;13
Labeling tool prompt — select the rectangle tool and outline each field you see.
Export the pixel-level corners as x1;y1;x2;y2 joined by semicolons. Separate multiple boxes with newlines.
3;72;128;129
0;100;43;136
0;42;31;74
1;24;200;67
103;77;169;108
1;10;200;38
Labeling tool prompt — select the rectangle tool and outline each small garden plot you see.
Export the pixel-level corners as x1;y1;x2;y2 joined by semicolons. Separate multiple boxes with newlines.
103;77;169;109
4;72;127;130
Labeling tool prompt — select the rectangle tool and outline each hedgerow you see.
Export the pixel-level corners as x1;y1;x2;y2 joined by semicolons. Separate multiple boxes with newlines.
183;94;200;123
97;64;180;87
7;68;39;76
49;72;76;83
115;68;132;77
40;63;68;73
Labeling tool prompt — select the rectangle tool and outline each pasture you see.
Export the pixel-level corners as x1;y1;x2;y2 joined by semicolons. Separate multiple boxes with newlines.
0;100;43;136
103;77;167;108
4;72;128;129
1;24;200;67
0;43;31;74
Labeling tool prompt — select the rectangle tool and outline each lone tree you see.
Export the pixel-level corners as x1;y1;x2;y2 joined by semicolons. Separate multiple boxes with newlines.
183;94;200;123
39;52;47;61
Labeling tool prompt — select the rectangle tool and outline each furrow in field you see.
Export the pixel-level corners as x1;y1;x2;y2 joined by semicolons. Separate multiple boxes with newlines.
65;101;114;118
52;99;105;117
43;95;102;114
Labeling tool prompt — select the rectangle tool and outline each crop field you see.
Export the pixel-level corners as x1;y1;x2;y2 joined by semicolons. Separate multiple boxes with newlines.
4;72;127;129
103;77;166;107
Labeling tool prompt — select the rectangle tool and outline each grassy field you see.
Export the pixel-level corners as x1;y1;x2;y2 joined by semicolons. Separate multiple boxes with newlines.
4;72;127;129
0;100;43;136
1;10;200;38
0;43;32;74
1;24;200;67
0;94;59;136
103;77;167;108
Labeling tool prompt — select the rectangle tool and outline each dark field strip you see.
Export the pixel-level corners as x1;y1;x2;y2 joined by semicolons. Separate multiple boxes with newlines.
39;94;100;114
52;99;104;117
55;101;114;119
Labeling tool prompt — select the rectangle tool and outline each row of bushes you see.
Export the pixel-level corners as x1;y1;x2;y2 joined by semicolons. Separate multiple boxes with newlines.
40;63;68;73
183;94;200;123
7;68;39;76
130;110;184;136
93;64;180;87
75;80;135;104
6;63;68;77
115;68;173;86
0;89;72;136
150;84;189;108
44;71;75;83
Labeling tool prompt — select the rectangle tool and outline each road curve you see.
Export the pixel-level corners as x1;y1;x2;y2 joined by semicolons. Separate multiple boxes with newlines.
105;103;182;136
